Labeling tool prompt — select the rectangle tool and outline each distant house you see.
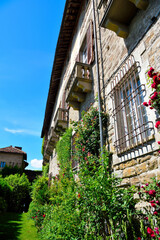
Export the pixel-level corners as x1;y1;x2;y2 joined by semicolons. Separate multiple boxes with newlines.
0;146;28;170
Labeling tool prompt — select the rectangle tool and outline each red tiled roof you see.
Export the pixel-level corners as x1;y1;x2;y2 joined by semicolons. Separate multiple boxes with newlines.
0;146;27;160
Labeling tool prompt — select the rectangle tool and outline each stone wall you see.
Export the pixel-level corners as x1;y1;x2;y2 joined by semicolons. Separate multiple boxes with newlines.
113;152;160;186
97;0;160;184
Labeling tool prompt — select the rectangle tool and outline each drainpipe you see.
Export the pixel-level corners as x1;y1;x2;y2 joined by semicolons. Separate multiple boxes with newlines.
92;0;104;156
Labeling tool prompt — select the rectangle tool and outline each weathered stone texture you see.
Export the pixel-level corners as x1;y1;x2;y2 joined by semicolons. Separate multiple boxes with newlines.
148;158;158;171
135;162;147;175
130;176;140;186
139;172;156;184
123;167;136;178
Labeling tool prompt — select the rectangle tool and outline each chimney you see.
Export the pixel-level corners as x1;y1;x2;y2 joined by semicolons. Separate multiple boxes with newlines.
15;146;22;150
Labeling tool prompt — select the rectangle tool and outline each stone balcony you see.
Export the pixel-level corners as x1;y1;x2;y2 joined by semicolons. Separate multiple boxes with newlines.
54;108;69;135
43;128;59;162
66;62;92;110
99;0;149;38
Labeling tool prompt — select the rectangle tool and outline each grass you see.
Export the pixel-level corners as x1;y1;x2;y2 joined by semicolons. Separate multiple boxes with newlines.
0;212;39;240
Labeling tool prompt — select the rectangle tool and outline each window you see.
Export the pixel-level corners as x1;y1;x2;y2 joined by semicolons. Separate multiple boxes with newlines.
76;21;94;64
0;161;6;168
111;56;154;154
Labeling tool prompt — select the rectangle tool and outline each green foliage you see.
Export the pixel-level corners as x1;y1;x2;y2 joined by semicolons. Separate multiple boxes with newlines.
2;165;23;177
41;136;45;156
0;174;31;212
5;173;31;212
56;128;72;173
29;107;147;239
31;176;50;205
0;176;12;212
72;106;108;157
42;163;49;177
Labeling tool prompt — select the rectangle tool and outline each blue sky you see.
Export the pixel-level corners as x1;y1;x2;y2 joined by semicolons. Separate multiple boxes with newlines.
0;0;66;170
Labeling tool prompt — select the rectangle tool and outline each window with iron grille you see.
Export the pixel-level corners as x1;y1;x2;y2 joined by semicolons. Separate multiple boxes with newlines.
110;56;154;155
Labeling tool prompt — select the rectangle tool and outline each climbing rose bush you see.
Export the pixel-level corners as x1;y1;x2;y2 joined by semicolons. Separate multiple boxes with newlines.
138;179;160;239
143;67;160;154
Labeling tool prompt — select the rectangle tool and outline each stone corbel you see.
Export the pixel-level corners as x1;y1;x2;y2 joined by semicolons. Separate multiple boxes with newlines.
71;92;85;102
68;100;80;110
129;0;149;10
104;18;129;38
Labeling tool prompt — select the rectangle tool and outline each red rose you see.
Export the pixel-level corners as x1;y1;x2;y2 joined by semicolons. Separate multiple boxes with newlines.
147;227;153;234
148;190;156;197
151;203;156;208
143;102;148;107
156;182;160;187
82;147;85;152
148;71;153;78
148;99;152;105
43;214;46;218
150;233;156;238
155;121;160;128
150;107;154;109
158;141;160;145
153;211;158;215
150;67;154;72
151;92;158;100
156;201;160;205
151;82;157;89
153;75;158;82
145;183;149;186
78;193;81;198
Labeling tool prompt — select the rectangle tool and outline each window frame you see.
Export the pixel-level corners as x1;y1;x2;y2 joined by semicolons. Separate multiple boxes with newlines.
110;56;154;155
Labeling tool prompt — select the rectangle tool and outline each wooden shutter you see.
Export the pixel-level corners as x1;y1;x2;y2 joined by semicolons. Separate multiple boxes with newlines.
87;20;94;64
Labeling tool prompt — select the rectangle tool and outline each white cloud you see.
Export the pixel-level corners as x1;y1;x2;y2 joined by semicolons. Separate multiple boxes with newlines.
4;128;40;136
30;159;43;169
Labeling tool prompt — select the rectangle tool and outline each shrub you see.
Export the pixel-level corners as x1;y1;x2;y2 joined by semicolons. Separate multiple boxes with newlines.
31;176;50;205
2;165;23;177
5;173;31;212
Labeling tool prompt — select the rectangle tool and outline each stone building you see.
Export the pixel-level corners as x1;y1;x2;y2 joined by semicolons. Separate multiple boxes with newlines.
41;0;160;185
0;146;28;170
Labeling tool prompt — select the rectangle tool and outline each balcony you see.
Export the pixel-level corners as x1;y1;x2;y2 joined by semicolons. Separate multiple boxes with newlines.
43;128;59;162
99;0;149;38
54;108;69;135
66;62;92;110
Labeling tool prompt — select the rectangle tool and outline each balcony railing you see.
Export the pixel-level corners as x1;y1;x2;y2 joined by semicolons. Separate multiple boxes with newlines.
66;62;92;110
99;0;149;38
54;108;69;135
